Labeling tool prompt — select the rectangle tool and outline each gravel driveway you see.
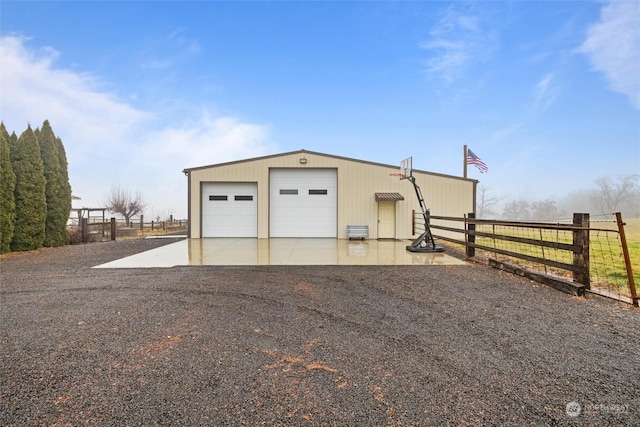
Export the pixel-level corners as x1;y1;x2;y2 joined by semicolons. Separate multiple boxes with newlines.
1;238;638;426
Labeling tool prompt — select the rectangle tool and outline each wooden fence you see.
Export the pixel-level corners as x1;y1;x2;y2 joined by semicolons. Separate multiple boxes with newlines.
74;216;188;242
79;218;116;243
414;211;638;307
131;215;188;237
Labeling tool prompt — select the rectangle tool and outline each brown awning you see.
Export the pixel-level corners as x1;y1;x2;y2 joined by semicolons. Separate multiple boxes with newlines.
375;192;404;202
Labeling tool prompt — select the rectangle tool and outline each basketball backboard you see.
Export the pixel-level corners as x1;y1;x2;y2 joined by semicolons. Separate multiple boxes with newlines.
400;157;412;179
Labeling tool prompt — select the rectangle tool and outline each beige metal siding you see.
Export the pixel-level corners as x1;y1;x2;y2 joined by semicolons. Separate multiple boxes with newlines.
412;173;474;241
187;151;475;239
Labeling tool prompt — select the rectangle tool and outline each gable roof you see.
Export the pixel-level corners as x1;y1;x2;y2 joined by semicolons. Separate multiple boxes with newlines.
182;149;477;183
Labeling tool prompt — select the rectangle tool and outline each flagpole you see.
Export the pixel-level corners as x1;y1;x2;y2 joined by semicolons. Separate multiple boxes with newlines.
463;144;468;179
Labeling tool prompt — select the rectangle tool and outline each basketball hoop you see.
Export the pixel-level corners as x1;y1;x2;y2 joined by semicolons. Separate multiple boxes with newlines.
397;156;444;253
400;157;412;179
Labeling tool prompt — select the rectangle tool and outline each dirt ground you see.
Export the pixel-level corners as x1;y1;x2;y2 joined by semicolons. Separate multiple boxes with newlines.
1;238;638;426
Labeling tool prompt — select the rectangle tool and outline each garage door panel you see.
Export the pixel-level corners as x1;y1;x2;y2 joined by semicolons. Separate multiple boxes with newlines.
270;169;337;237
202;183;257;237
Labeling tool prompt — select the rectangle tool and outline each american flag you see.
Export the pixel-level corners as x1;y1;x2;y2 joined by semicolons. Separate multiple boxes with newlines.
466;149;488;173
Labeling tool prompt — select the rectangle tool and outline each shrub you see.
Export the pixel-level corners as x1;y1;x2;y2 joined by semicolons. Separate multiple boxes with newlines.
67;227;83;245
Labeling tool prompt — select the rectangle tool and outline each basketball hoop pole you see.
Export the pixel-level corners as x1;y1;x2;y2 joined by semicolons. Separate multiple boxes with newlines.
405;175;443;253
396;156;443;253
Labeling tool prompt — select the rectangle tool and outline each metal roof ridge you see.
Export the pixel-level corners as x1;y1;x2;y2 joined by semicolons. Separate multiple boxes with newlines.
182;149;478;183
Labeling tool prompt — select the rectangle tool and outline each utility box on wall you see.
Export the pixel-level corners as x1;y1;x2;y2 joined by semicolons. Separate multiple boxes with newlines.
347;225;369;240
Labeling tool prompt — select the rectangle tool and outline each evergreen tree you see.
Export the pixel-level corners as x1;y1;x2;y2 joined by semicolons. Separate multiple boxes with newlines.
38;120;70;246
0;123;16;253
11;125;47;251
8;131;18;157
55;136;72;231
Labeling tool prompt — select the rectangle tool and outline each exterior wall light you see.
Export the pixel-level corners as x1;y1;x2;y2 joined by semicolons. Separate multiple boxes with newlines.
299;157;308;164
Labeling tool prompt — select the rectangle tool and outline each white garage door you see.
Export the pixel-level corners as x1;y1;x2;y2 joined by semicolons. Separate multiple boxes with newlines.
270;169;337;237
202;182;257;237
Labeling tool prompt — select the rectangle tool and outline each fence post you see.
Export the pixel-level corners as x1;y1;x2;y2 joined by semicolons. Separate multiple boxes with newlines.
466;213;476;258
111;217;116;241
140;215;144;231
151;220;154;231
615;212;638;307
81;218;88;243
572;213;590;288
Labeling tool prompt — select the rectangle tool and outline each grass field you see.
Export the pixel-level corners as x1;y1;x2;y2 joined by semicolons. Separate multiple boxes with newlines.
590;218;639;290
466;218;639;299
593;217;640;251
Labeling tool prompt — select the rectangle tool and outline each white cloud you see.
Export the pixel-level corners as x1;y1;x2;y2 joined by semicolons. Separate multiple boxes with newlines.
142;113;273;169
169;27;201;55
421;5;496;83
140;59;174;70
0;35;273;218
0;35;149;161
134;114;273;218
534;73;557;110
580;1;640;109
139;27;201;72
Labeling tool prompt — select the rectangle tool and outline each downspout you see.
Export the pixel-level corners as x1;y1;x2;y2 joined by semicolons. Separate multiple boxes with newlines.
472;180;477;216
183;169;192;238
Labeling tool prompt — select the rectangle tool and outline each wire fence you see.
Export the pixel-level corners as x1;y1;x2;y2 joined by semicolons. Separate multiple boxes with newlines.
421;212;638;306
587;218;638;304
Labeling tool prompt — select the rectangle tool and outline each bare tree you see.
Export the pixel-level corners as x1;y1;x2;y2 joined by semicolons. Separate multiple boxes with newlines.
105;185;147;226
591;174;639;216
558;189;596;217
531;199;562;221
476;185;500;218
502;200;531;220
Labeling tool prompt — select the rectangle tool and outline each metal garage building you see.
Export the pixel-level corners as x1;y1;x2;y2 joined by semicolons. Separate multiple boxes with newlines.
183;149;477;239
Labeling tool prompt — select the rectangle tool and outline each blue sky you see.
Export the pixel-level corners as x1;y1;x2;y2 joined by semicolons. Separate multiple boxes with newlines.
1;1;638;219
